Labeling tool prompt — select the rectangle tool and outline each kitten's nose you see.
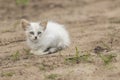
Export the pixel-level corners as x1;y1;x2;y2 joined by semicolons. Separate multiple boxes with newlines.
35;36;37;40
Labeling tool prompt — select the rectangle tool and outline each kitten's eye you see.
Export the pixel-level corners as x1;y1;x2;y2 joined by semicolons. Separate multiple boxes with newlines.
29;32;34;35
38;32;41;35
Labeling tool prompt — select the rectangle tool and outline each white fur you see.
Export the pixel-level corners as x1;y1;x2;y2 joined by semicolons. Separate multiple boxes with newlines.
25;21;70;55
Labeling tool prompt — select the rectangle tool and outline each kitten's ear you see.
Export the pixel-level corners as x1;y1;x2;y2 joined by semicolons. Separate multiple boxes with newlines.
21;19;30;30
40;21;47;30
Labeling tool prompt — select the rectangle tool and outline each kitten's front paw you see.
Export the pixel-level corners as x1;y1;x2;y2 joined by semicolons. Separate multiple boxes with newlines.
30;50;39;55
30;50;34;54
31;50;48;55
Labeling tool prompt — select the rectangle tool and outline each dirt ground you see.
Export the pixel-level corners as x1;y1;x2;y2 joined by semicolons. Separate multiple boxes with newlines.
0;0;120;80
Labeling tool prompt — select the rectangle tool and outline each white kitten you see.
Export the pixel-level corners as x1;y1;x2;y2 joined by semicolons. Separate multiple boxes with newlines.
21;19;70;55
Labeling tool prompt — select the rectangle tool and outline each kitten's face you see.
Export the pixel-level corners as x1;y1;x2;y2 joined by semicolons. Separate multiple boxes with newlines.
26;23;44;42
21;19;46;42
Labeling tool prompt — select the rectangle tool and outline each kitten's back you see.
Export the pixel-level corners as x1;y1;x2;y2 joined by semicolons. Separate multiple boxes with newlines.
45;21;70;47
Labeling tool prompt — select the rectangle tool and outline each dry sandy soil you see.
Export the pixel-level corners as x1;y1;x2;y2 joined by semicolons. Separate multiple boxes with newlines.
0;0;120;80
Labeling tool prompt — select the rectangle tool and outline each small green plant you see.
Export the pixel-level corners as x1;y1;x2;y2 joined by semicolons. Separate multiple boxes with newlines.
23;48;32;55
39;65;46;71
65;47;80;64
11;51;20;61
65;47;91;64
16;0;29;5
1;71;15;77
22;48;33;59
39;62;54;71
99;54;116;65
80;54;91;62
100;41;111;51
45;74;59;80
15;0;30;18
75;47;79;63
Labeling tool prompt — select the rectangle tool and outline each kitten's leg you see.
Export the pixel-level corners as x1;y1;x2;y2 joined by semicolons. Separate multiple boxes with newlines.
46;48;58;54
46;43;67;54
30;50;34;54
58;42;67;50
30;49;39;55
31;47;58;55
30;49;47;55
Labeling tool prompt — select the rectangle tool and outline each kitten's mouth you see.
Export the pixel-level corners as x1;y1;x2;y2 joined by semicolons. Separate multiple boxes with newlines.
30;39;38;43
33;38;37;40
32;36;38;41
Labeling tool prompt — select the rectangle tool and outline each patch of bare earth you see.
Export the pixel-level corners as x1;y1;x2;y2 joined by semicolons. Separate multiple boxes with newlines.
0;0;120;80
